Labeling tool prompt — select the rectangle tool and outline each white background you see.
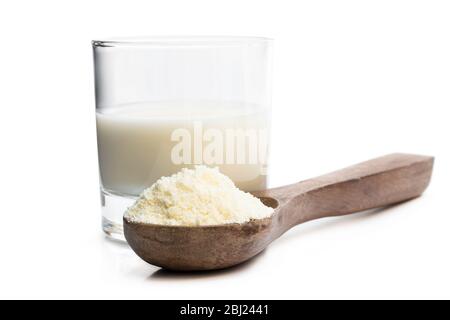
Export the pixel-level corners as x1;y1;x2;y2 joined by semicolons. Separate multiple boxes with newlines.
0;0;449;299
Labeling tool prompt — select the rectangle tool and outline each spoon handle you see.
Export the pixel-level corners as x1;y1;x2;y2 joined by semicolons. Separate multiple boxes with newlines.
262;153;434;228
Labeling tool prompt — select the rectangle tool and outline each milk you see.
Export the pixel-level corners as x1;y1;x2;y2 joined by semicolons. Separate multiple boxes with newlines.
96;102;270;196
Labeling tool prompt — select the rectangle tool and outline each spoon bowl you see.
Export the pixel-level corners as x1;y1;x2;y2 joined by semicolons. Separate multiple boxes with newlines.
124;154;434;271
124;215;276;271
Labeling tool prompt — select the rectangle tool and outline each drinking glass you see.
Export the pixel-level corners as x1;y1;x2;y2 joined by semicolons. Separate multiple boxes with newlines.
93;36;273;239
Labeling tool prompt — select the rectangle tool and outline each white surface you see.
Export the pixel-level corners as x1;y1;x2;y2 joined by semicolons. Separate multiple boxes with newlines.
0;0;449;299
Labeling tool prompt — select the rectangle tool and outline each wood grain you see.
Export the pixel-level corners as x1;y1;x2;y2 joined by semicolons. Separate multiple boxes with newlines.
124;153;434;271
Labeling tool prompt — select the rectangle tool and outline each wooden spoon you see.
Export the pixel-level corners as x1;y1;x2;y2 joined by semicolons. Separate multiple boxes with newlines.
124;153;434;271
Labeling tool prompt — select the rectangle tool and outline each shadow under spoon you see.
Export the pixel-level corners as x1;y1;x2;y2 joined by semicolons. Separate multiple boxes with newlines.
124;153;434;271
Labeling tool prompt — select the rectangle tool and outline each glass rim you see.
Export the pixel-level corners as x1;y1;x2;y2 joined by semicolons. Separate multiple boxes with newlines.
92;36;273;48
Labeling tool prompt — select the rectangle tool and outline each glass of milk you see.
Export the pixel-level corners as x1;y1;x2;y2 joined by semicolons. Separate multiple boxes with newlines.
93;36;273;239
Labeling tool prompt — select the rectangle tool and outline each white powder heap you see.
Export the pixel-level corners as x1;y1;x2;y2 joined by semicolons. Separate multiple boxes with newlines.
125;166;274;226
